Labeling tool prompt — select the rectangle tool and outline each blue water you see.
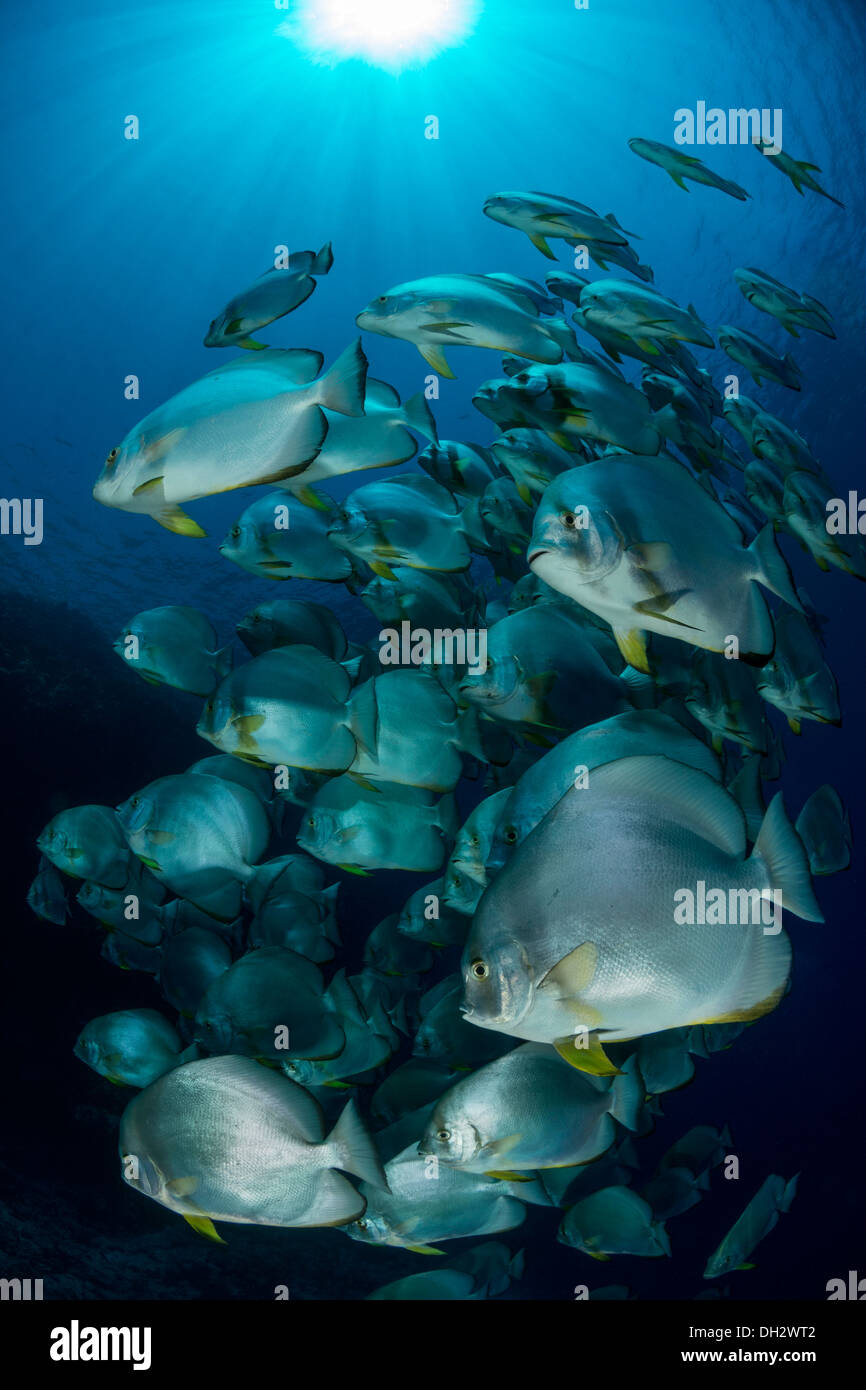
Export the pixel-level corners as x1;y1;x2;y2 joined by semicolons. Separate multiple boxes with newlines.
2;0;865;1301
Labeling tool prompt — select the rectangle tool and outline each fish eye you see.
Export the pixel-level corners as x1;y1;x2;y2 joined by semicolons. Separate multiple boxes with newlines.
505;826;518;844
563;512;577;528
452;872;462;888
230;526;241;540
471;959;489;981
105;447;119;465
376;296;387;304
357;1218;368;1230
130;796;140;807
307;816;316;827
437;1130;451;1142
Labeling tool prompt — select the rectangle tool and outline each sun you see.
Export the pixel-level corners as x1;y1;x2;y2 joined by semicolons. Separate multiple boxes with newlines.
278;0;482;72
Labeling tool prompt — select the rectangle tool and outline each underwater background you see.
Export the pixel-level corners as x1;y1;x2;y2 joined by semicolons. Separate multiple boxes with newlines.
2;0;865;1300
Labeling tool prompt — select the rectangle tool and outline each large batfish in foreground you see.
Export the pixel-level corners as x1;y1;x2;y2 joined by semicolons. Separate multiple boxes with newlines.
119;1055;387;1238
528;455;803;671
93;342;367;535
461;755;823;1074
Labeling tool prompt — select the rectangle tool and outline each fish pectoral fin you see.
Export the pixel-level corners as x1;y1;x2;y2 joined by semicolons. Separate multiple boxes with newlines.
405;1245;446;1256
626;541;673;571
183;1214;226;1244
529;232;556;260
420;344;456;379
237;337;267;350
632;590;700;629
346;773;382;793
485;1170;533;1182
337;863;372;876
141;428;186;464
539;942;598;997
480;1133;523;1161
148;829;176;846
613;627;650;674
587;1250;612;1262
166;1176;200;1198
132;476;165;498
554;1032;621;1076
136;855;162;872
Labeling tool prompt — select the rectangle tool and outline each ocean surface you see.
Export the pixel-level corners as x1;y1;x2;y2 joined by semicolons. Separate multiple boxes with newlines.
2;0;865;1301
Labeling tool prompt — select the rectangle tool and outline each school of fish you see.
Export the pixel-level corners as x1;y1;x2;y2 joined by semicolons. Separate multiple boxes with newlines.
32;138;855;1297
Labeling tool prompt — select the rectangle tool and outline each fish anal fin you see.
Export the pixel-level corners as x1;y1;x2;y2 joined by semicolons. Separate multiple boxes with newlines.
183;1215;226;1244
554;1033;621;1076
420;345;456;379
613;627;650;674
529;233;556;260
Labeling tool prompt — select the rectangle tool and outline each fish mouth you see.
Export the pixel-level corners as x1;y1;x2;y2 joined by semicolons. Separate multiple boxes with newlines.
527;549;549;565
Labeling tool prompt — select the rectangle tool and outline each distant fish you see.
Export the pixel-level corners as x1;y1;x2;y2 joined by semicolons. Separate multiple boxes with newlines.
718;325;801;391
113;606;232;696
75;1009;184;1088
733;267;835;340
753;138;844;208
703;1173;799;1278
559;1186;671;1259
204;244;333;349
629;137;750;200
356;273;575;378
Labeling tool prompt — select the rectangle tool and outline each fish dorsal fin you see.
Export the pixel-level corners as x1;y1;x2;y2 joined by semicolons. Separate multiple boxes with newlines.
570;754;747;857
209;347;324;386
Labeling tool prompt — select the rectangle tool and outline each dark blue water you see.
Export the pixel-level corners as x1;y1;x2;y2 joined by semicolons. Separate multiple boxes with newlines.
2;0;864;1301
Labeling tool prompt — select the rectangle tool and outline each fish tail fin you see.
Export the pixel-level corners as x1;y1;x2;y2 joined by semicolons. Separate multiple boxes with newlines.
795;785;852;876
781;1173;799;1210
317;339;368;417
436;793;460;842
752;793;824;921
609;1054;644;1131
722;179;751;202
313;242;334;275
347;677;379;758
402;390;439;445
748;524;804;611
328;1098;389;1190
